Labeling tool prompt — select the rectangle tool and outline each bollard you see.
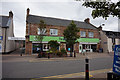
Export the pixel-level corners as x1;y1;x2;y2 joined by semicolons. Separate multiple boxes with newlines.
48;53;50;59
20;53;22;56
107;72;113;80
74;51;76;58
85;58;89;80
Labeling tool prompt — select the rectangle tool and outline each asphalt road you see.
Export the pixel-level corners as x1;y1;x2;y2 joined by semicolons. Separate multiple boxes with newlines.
2;57;113;78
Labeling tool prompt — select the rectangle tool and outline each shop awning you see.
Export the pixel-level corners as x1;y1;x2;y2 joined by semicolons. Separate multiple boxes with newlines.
29;35;65;42
29;35;99;43
77;38;99;43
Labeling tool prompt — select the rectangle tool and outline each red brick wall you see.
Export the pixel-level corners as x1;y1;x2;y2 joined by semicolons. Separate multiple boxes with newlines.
25;23;99;54
29;23;99;38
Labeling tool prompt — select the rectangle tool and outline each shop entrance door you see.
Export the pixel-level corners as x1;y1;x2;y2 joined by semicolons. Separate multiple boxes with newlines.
32;43;41;53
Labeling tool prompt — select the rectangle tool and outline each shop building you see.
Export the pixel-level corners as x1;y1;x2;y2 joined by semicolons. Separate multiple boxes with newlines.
25;8;100;54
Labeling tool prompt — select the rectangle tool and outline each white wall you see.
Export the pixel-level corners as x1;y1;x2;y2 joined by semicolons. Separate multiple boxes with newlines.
100;31;108;53
6;18;15;52
107;38;113;52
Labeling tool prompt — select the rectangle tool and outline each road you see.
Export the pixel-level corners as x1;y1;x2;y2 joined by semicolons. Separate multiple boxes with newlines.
2;56;113;78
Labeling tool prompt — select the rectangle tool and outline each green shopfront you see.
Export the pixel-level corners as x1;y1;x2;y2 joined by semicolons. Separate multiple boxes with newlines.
29;35;99;53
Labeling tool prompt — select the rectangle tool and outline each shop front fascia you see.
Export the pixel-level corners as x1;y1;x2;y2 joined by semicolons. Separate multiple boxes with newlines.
77;38;100;53
29;35;66;53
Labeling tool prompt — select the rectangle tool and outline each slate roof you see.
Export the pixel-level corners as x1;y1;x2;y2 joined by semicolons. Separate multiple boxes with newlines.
27;14;97;30
103;30;120;38
0;16;9;28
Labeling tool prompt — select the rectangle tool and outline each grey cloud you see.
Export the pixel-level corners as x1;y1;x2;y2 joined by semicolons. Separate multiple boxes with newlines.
1;1;119;37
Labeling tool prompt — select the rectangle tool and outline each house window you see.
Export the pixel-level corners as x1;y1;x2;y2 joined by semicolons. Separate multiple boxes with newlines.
38;28;46;35
80;31;86;37
50;29;58;35
88;32;94;37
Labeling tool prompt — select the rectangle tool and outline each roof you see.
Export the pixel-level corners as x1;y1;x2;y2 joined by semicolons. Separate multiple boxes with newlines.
0;16;9;28
27;14;97;30
103;30;120;38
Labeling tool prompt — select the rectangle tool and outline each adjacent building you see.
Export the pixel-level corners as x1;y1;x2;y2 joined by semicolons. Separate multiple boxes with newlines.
25;8;100;54
99;27;120;53
0;11;15;53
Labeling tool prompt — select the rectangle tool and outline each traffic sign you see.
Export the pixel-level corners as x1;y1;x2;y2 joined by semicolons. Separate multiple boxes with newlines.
113;45;120;75
0;36;3;40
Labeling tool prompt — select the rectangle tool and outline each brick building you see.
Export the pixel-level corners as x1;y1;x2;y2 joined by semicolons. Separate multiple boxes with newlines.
25;8;100;54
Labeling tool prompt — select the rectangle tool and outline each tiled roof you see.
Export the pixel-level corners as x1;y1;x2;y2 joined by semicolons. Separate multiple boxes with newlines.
27;14;97;30
0;16;9;28
103;30;120;38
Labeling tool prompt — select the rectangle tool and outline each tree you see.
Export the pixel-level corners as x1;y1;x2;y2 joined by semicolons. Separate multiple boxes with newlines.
48;40;60;55
82;1;120;19
37;20;46;58
63;21;80;57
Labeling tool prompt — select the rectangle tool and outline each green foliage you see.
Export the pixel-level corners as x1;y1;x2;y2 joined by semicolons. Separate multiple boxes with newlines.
63;21;80;47
36;20;46;54
82;2;120;19
36;20;47;42
60;48;67;54
57;48;67;57
48;40;60;54
48;40;60;49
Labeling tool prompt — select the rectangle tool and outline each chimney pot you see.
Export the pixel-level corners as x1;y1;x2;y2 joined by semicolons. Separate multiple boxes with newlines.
27;8;30;16
98;26;102;31
84;18;90;23
9;11;13;18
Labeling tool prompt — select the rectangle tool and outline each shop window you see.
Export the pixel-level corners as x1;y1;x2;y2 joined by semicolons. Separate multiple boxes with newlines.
38;28;46;35
88;32;94;38
50;29;58;35
80;31;86;37
43;44;49;51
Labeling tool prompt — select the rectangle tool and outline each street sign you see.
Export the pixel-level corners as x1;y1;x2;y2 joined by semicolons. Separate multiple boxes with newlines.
0;36;3;40
113;45;120;75
0;43;2;53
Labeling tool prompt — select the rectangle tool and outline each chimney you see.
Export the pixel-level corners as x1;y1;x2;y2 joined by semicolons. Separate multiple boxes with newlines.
27;8;30;16
9;11;13;18
84;18;90;24
98;26;102;31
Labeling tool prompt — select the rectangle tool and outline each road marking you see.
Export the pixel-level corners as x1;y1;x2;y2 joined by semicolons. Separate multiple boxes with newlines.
40;68;112;78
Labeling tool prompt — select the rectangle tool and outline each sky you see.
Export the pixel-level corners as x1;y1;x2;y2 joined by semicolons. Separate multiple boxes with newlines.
0;0;119;37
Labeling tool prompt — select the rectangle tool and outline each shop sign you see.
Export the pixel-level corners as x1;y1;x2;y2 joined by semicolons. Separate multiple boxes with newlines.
113;45;120;75
0;36;3;40
0;43;2;53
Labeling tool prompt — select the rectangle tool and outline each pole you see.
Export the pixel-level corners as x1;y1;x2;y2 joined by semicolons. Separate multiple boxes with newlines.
107;72;113;80
48;53;50;59
85;58;89;80
74;50;76;58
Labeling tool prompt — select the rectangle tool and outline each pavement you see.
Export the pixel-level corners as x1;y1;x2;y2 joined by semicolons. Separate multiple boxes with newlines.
1;49;114;78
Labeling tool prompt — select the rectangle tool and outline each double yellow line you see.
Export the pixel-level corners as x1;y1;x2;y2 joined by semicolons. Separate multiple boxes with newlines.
31;68;112;80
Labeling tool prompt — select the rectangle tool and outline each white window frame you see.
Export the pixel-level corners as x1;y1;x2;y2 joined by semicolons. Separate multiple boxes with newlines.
50;29;58;35
80;31;86;37
88;32;94;38
38;28;46;35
